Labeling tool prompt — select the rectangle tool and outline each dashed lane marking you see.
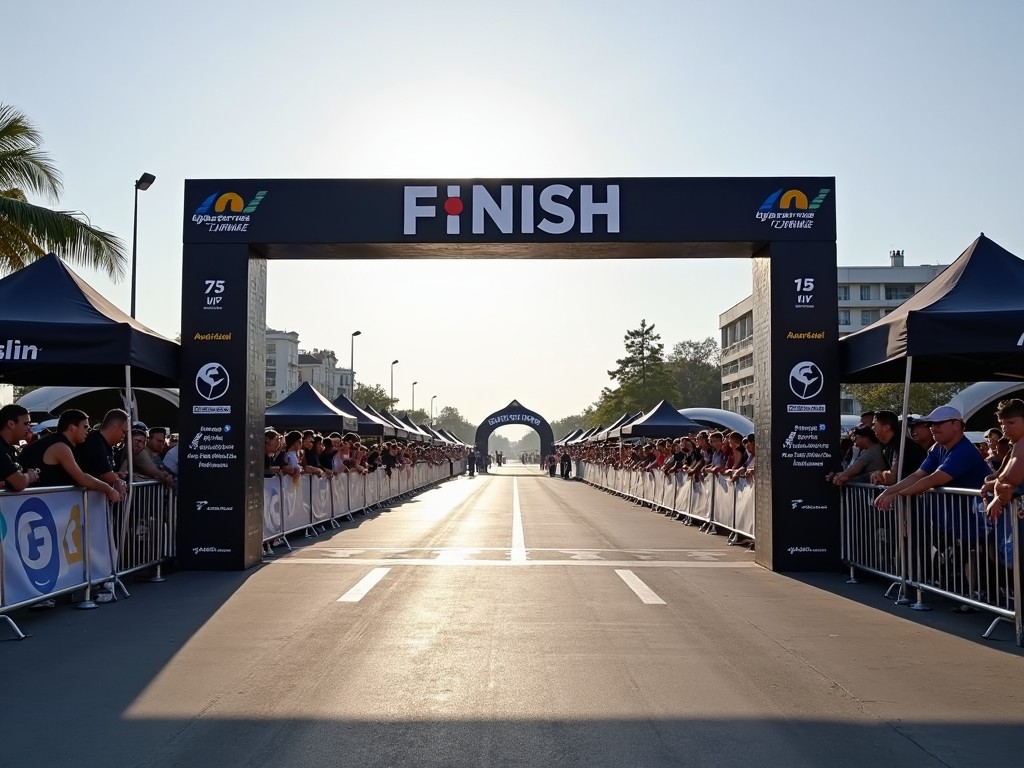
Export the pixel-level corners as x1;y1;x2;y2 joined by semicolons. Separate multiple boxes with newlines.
337;567;391;602
615;569;667;604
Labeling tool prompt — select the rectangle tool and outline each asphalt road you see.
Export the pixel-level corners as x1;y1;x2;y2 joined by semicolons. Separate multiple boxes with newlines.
3;461;1023;767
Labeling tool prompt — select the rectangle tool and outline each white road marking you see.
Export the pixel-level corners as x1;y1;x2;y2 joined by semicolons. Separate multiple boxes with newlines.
512;478;526;562
615;569;667;604
337;567;390;602
279;559;755;569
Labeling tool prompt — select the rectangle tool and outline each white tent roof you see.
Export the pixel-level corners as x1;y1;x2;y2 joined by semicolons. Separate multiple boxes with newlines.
17;386;179;414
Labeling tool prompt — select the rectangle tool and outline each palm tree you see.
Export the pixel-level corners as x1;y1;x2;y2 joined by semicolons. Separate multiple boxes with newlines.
0;104;127;278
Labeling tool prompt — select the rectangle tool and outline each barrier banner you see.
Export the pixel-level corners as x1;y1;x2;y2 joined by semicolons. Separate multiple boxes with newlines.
348;472;366;513
310;476;332;525
281;476;307;534
713;475;735;527
691;476;713;522
262;477;283;541
734;479;755;537
0;489;113;607
675;475;693;516
331;474;350;520
365;472;378;508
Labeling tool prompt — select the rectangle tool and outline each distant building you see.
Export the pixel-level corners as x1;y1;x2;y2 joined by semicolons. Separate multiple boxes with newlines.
719;251;947;418
266;328;299;405
298;349;354;400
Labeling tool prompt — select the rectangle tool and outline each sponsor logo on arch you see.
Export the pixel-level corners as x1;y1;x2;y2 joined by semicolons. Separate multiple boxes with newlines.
192;191;267;233
755;187;830;230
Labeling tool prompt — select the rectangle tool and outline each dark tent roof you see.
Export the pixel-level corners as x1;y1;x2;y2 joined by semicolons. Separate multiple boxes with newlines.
841;234;1024;382
620;400;704;437
589;412;636;441
437;427;467;446
331;393;396;437
265;382;359;432
397;413;434;442
0;253;180;386
420;424;452;443
569;426;600;444
556;428;584;445
605;411;646;440
363;405;410;439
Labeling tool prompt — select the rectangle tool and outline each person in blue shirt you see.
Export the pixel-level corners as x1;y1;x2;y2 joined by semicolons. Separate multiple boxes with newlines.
874;406;990;510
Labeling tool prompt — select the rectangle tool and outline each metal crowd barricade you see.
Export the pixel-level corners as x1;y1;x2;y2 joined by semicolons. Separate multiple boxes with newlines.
0;486;116;640
841;482;1022;646
113;479;177;583
576;462;756;545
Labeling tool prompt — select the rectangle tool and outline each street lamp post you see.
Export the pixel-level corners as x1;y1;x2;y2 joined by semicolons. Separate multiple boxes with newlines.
130;172;156;319
412;381;418;413
350;330;361;398
430;395;437;424
390;360;399;405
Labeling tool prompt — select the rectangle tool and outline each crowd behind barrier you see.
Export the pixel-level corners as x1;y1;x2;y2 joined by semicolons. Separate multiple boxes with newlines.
578;462;755;543
841;481;1022;646
1;458;466;639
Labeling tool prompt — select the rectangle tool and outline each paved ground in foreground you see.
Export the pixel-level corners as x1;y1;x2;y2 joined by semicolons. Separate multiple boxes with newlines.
3;461;1022;767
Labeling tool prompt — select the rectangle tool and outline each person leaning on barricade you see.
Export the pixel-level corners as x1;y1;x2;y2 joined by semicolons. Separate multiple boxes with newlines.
17;409;122;502
874;406;990;510
119;423;174;488
867;410;929;487
828;427;886;486
72;408;129;501
983;398;1024;523
0;403;40;491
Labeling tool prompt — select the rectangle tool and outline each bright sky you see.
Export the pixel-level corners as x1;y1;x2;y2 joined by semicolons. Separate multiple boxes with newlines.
6;1;1023;439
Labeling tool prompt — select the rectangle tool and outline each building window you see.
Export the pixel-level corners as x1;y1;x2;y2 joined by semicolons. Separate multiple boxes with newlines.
837;285;850;301
884;284;915;301
861;309;878;325
838;309;850;326
860;285;872;301
266;373;276;387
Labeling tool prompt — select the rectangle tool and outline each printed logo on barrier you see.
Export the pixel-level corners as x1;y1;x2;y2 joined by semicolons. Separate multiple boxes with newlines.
14;497;60;593
0;339;39;361
63;503;83;566
403;183;620;236
192;191;267;233
755;188;830;230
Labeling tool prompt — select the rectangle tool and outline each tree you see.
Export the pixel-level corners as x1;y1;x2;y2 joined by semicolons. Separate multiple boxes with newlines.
844;382;970;415
353;382;397;412
593;319;678;424
0;105;126;277
668;337;722;408
433;405;475;444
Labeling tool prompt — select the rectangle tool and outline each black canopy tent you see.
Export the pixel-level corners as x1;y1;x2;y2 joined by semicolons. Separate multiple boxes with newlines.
555;428;584;446
841;234;1024;489
265;382;359;432
569;426;600;444
420;423;452;443
841;234;1024;383
592;411;643;441
619;400;705;437
331;393;396;437
0;253;181;586
363;405;410;440
0;253;179;387
437;427;468;446
397;413;435;442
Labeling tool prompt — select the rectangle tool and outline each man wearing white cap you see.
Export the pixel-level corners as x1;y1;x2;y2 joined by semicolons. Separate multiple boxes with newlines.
874;406;990;510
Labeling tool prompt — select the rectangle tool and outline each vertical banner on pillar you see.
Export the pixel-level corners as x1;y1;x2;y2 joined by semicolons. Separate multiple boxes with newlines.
177;244;266;570
754;241;841;571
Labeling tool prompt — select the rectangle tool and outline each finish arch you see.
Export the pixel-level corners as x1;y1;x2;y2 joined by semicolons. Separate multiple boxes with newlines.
474;400;554;460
